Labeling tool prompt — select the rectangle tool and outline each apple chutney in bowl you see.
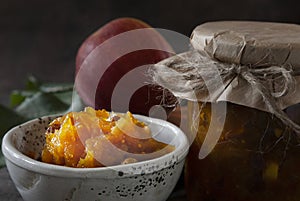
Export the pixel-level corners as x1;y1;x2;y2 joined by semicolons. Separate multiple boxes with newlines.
2;107;188;201
41;107;175;168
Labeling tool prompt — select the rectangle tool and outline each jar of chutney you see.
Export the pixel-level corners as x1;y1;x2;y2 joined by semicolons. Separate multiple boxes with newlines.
153;21;300;201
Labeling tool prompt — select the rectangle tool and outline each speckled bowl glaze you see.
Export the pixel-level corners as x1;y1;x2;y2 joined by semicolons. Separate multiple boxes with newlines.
2;114;189;201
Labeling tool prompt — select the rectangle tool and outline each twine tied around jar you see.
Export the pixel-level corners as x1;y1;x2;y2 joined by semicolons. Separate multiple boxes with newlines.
152;49;300;136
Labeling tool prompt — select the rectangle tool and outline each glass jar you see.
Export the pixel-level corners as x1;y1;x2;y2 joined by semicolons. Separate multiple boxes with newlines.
150;20;300;201
185;101;300;201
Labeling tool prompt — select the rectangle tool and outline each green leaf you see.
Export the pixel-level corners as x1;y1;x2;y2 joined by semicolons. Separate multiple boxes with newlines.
1;77;85;168
52;91;73;105
15;92;70;119
0;105;26;136
10;75;42;108
25;75;41;91
10;91;26;108
0;105;26;168
10;90;39;108
40;83;73;93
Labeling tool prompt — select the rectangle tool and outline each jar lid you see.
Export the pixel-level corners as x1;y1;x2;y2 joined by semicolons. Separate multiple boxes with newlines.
191;21;300;69
152;21;300;112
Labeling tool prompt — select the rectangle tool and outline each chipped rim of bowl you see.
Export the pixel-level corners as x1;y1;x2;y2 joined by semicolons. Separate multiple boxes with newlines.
2;114;189;179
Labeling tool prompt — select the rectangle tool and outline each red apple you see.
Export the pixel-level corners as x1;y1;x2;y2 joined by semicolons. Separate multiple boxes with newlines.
75;17;176;116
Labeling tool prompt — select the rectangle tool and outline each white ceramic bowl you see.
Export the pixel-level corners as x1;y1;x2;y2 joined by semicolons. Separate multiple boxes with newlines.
2;114;189;201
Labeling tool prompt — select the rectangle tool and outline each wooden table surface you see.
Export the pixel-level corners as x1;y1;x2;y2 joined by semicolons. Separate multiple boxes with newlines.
0;167;187;201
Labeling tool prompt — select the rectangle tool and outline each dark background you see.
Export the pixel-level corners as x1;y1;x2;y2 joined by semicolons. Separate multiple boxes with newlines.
1;0;300;106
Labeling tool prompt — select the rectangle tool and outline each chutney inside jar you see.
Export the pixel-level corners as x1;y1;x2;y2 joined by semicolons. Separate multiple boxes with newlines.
185;101;300;201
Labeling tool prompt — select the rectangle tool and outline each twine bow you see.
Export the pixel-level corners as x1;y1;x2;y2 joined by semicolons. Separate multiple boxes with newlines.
230;63;300;134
